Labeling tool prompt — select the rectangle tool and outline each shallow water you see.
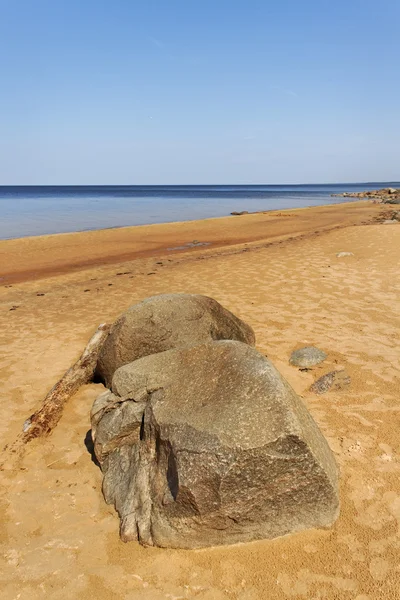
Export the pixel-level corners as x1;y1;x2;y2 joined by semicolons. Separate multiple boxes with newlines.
0;182;398;240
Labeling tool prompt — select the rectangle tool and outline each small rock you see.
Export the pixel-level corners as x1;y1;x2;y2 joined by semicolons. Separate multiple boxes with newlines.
310;370;351;394
382;220;398;225
290;346;327;368
336;252;354;258
231;211;249;216
36;293;45;296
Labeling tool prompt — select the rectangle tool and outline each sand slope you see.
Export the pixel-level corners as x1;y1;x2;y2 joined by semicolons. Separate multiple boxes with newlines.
1;209;399;599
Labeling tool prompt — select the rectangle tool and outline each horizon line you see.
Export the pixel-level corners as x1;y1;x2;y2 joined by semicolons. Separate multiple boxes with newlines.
0;180;399;188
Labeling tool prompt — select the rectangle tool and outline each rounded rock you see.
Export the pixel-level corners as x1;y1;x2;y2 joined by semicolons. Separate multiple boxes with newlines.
289;346;327;368
96;293;255;387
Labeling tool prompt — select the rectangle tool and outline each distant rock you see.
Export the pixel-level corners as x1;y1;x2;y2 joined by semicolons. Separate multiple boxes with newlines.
231;211;249;216
91;340;339;549
383;198;400;204
382;220;398;224
336;252;354;258
310;370;351;394
289;346;327;368
333;187;400;204
96;294;255;387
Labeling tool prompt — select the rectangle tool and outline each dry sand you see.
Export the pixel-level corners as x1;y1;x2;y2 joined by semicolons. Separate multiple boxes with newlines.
1;202;399;599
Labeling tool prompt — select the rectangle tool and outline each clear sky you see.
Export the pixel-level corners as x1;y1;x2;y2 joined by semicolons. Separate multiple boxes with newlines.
0;0;399;185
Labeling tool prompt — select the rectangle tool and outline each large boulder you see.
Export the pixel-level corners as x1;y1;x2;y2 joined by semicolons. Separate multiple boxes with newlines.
91;340;339;549
96;294;255;387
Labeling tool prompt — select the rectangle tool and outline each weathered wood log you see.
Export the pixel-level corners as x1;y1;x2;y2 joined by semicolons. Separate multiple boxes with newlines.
16;323;110;449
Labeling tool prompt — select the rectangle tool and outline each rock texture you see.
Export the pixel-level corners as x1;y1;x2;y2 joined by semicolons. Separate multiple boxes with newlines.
289;346;327;368
336;252;354;258
91;340;339;549
310;370;351;395
96;294;255;387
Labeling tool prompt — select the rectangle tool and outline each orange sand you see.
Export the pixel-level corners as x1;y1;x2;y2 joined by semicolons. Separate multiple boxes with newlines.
0;200;379;283
1;202;399;599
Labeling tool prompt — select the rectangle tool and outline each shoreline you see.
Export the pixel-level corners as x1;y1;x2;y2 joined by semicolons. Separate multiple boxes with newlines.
2;182;398;241
0;200;384;284
0;198;369;243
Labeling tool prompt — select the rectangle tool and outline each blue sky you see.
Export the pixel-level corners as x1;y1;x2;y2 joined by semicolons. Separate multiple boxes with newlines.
0;0;399;184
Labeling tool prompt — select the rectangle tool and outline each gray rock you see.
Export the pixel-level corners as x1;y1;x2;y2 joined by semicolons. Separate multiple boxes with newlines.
289;346;327;368
310;370;351;395
91;340;339;549
96;294;255;387
231;211;249;216
382;219;398;224
383;198;400;204
336;252;354;258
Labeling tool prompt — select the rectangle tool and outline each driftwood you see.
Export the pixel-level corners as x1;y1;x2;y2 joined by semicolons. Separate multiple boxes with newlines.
10;324;110;455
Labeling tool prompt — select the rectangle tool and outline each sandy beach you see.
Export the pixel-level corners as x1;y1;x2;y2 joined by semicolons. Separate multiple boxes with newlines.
0;201;379;284
1;201;399;599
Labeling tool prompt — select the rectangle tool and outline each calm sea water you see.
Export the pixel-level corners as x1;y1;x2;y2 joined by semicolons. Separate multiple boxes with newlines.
0;183;397;240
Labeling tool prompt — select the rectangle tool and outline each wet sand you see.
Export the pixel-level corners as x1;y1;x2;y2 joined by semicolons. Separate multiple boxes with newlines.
1;201;400;599
0;201;379;284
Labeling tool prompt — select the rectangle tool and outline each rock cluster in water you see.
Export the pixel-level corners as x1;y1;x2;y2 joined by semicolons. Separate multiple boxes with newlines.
332;187;400;204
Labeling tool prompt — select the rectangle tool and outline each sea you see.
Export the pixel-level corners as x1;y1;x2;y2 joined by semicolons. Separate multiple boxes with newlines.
0;183;397;240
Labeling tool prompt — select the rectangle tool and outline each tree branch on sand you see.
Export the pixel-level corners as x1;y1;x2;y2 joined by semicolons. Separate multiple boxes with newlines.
3;323;110;462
